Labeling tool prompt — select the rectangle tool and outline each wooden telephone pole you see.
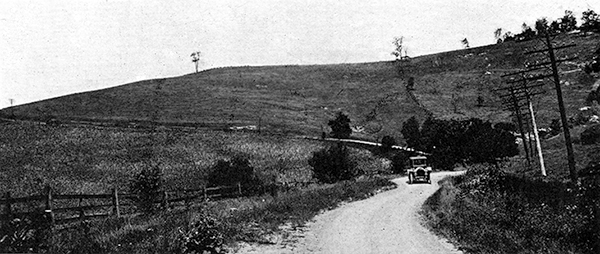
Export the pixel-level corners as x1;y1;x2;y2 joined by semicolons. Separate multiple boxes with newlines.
497;33;578;181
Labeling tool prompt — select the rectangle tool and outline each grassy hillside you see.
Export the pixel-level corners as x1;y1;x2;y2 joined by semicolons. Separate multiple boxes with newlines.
1;33;598;140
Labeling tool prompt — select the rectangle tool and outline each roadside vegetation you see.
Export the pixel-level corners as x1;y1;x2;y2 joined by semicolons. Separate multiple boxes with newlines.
422;159;600;254
0;118;395;253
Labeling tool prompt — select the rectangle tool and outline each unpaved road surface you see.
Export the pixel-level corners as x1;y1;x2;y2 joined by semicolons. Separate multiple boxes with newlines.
237;171;464;254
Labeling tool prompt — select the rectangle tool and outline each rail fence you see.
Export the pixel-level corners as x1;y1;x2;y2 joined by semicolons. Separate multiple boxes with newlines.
0;184;244;229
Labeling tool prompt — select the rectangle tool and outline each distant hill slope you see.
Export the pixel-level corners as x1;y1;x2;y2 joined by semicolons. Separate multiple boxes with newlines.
2;33;598;140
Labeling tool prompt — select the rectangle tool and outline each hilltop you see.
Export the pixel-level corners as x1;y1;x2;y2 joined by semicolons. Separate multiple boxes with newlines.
2;32;599;141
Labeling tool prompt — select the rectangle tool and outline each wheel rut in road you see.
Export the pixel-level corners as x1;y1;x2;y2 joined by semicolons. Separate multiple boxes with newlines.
237;171;464;254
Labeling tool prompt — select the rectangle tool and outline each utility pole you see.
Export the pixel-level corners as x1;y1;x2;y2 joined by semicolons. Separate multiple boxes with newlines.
543;33;577;182
498;33;578;181
497;72;547;174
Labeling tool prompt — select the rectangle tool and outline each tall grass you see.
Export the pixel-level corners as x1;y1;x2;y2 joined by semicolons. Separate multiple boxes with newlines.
0;122;320;197
46;176;394;253
422;165;595;254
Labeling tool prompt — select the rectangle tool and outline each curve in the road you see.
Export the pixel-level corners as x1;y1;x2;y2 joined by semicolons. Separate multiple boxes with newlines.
237;171;464;254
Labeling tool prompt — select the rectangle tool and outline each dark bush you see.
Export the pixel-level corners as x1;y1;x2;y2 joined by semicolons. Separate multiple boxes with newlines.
391;152;409;174
380;135;396;153
581;124;600;145
207;156;263;195
401;116;421;149
308;143;357;183
129;165;164;213
493;122;517;132
0;213;52;253
178;215;225;254
328;112;352;139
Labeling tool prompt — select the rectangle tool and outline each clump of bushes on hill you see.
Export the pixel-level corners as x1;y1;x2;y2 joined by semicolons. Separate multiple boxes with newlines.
308;143;358;183
129;165;164;214
328;112;352;139
207;155;264;195
581;124;600;145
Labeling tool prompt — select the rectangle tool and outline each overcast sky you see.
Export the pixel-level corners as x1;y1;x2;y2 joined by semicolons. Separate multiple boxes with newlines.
1;0;599;109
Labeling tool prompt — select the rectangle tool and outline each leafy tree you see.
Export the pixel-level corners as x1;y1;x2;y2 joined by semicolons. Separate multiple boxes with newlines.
129;165;164;213
380;135;396;153
581;9;600;33
559;10;577;32
550;20;561;34
308;143;357;183
535;17;550;35
401;116;421;149
419;118;519;169
502;31;515;42
207;156;263;194
494;122;517;132
391;152;409;174
518;23;536;41
328;112;352;139
464;119;518;164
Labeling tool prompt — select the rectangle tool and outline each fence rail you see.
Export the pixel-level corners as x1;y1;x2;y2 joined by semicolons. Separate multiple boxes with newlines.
0;183;244;228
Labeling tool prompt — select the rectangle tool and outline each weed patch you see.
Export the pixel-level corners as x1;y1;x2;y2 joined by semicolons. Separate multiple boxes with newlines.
422;166;596;254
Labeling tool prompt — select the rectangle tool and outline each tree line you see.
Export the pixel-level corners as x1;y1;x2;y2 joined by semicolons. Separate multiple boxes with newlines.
495;9;600;43
401;116;519;170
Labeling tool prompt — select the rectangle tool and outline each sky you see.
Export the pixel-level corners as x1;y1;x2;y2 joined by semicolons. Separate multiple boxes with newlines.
1;0;599;109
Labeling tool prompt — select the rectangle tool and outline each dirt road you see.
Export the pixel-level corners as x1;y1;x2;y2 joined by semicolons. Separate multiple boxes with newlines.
237;171;464;254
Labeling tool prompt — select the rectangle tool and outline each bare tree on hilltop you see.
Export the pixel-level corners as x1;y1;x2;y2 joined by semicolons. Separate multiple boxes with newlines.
391;36;406;61
461;38;469;48
190;51;201;73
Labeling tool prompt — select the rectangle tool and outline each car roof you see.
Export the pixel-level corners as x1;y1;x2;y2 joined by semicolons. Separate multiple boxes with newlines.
409;156;427;160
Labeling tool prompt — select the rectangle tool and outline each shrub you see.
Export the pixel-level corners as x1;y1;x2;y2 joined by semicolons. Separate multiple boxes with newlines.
581;124;600;145
308;143;357;183
391;152;409;174
328;112;352;139
178;215;225;254
401;116;421;149
0;213;52;253
129;165;164;213
207;156;263;195
380;135;396;153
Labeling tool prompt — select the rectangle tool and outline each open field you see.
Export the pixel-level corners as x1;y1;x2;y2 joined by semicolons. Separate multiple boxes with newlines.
0;121;324;197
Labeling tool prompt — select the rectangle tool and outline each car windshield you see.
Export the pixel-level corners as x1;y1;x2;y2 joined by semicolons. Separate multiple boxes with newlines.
412;159;426;166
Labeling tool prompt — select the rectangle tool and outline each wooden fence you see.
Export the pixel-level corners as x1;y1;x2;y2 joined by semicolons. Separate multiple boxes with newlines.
0;184;244;228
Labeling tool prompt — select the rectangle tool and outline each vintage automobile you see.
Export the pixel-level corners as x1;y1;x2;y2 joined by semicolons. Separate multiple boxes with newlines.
407;156;432;184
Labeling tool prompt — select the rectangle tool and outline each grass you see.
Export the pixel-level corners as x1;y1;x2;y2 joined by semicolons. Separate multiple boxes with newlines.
0;120;397;252
5;33;597;141
0;121;322;197
421;162;599;254
45;171;395;253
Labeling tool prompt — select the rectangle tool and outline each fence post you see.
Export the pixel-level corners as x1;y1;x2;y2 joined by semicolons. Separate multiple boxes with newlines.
4;192;12;223
112;188;120;218
78;196;85;221
162;190;169;210
237;182;242;196
44;185;54;227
